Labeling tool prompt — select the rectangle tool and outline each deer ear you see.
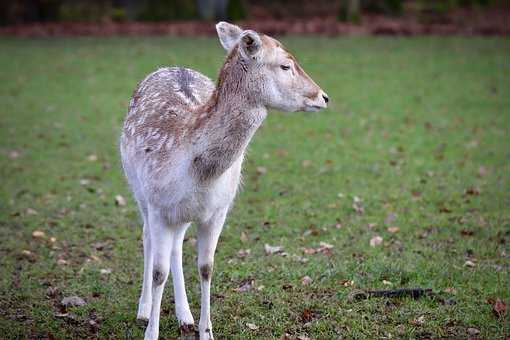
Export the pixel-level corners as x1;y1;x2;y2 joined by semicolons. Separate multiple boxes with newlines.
240;30;262;58
216;21;243;51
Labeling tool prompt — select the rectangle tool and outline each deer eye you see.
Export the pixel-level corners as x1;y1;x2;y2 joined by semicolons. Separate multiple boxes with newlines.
280;65;291;71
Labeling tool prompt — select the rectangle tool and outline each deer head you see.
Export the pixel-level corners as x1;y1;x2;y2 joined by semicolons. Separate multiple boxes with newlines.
216;21;329;112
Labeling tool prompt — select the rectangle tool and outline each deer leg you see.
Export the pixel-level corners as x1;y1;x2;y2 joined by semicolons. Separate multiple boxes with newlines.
170;223;195;333
197;208;228;340
144;206;174;340
137;220;153;321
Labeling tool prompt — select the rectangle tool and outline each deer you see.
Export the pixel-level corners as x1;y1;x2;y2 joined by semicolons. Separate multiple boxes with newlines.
119;21;329;340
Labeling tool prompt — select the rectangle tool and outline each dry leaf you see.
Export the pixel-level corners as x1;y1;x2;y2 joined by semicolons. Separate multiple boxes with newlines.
235;279;254;293
492;298;507;318
240;231;248;243
114;195;126;206
387;227;400;233
302;160;312;168
237;249;251;258
382;280;392;285
301;276;313;286
411;315;425;326
25;208;38;215
61;296;86;307
464;260;476;267
370;235;383;247
444;287;457;294
9;150;20;159
246;323;259;331
467;328;480;336
87;154;98;161
32;230;45;239
264;244;283;255
100;268;112;275
256;166;267;175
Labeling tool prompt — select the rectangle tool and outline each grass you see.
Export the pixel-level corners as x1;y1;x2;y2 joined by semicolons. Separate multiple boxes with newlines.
0;35;509;339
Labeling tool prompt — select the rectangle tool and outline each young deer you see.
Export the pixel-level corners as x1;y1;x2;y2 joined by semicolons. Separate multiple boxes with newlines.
120;22;328;340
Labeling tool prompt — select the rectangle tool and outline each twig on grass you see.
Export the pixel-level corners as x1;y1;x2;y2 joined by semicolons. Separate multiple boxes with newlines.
347;288;433;302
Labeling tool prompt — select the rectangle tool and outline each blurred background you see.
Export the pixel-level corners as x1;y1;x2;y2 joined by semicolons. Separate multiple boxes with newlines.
1;0;509;36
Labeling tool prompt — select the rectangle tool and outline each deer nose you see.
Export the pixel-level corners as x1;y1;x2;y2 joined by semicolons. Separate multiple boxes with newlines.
322;94;329;103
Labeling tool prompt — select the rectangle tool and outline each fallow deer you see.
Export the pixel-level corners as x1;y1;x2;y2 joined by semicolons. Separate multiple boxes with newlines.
120;21;329;340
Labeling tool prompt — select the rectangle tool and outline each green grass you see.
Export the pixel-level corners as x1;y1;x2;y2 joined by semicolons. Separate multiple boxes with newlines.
0;35;509;339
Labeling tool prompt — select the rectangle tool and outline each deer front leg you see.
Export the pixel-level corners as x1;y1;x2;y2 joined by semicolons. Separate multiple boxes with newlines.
197;208;228;340
144;207;174;340
170;223;195;334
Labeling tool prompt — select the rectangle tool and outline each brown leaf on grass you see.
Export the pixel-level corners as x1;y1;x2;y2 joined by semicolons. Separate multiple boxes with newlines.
237;249;251;258
387;227;400;233
301;276;312;286
246;323;259;331
460;229;474;236
439;206;452;213
491;298;507;318
25;208;38;215
61;296;86;307
467;328;480;336
464;260;476;267
21;250;36;262
352;196;364;215
411;315;425;326
464;187;481;196
9;150;21;159
32;230;45;239
303;242;333;255
114;195;126;206
256;166;267;175
234;278;254;293
339;279;354;287
264;244;283;255
443;287;457;294
240;231;248;243
370;235;383;247
301;160;312;168
87;154;98;161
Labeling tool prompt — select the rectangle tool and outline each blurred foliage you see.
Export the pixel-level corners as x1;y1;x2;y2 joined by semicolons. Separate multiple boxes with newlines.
0;0;506;25
136;0;197;21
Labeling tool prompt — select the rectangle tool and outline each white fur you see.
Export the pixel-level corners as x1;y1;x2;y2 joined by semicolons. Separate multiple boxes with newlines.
120;22;328;340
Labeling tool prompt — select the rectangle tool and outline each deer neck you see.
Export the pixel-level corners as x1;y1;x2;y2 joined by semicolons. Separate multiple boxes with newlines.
191;50;267;181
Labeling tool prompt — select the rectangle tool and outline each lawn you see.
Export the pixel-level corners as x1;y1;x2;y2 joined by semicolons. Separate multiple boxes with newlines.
0;35;509;339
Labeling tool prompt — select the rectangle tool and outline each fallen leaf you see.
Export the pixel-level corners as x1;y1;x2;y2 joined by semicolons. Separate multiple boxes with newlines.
302;160;312;168
370;235;383;247
464;187;481;196
464;260;476;267
25;208;38;215
237;249;251;258
492;298;507;318
240;231;248;243
411;315;425;326
234;278;254;293
256;166;267;175
297;335;311;340
339;279;354;287
444;287;457;294
32;230;45;239
61;296;86;307
114;195;126;206
9;150;20;159
100;268;112;275
467;327;480;336
382;280;392;285
264;244;283;255
352;196;364;213
87;154;98;161
478;166;487;177
387;227;400;233
246;323;259;330
301;276;313;286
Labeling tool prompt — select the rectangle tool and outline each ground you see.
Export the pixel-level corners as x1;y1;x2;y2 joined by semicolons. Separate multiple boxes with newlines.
0;36;509;339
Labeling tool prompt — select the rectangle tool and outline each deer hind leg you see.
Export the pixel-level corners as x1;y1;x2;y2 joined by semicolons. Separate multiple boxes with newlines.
144;206;174;340
170;223;195;334
197;207;228;340
136;199;152;321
